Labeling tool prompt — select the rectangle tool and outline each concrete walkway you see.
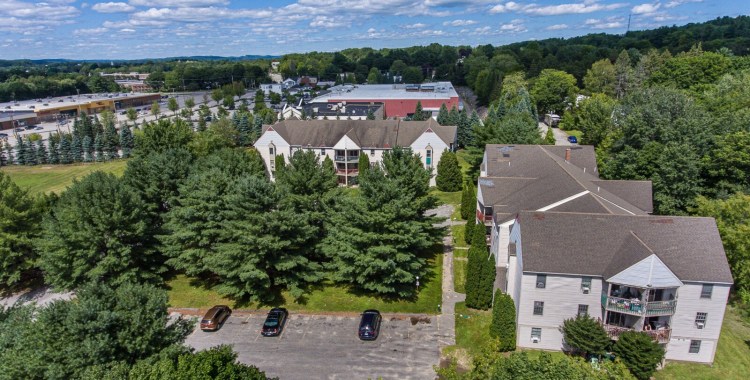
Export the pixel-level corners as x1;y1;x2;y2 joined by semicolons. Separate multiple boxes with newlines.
436;206;466;348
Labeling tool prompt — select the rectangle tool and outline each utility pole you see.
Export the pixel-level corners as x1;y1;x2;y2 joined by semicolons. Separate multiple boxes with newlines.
626;13;631;35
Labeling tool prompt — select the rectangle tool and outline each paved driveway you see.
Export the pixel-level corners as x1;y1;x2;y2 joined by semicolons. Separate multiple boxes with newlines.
186;313;440;380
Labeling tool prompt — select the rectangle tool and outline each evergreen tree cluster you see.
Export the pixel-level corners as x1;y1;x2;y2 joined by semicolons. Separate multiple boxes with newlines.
490;290;516;352
464;222;495;309
460;180;476;220
435;150;462;192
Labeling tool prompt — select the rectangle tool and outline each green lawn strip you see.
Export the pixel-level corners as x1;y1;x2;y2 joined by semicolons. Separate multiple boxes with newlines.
656;306;750;379
451;224;466;247
0;160;128;194
454;302;493;357
454;259;466;294
454;248;468;259
455;149;471;176
431;188;461;206
168;253;443;314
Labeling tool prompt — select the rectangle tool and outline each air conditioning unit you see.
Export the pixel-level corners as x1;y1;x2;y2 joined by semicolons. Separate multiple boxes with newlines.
531;337;540;344
582;286;590;294
536;282;546;289
696;322;705;329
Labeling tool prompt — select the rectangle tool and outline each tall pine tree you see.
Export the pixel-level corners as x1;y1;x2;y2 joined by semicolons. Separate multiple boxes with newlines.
70;133;83;163
48;138;59;164
435;150;462;192
490;290;516;351
15;137;26;165
94;133;104;162
120;124;134;158
58;135;71;164
412;101;426;121
3;141;13;165
82;135;93;162
436;103;449;125
103;122;119;160
35;140;48;165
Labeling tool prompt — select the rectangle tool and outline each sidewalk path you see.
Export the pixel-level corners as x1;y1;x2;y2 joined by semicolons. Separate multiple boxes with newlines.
436;205;466;348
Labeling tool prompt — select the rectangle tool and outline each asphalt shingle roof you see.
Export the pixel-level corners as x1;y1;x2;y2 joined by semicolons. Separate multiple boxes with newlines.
517;211;733;284
266;119;456;148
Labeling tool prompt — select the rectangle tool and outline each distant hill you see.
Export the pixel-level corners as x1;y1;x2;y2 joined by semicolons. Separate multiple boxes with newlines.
1;55;279;65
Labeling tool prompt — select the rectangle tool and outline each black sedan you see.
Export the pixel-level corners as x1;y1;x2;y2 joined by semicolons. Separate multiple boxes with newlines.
358;310;382;341
261;308;288;337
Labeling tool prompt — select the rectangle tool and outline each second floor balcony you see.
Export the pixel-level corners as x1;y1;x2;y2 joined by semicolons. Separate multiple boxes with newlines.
601;294;677;316
604;324;671;344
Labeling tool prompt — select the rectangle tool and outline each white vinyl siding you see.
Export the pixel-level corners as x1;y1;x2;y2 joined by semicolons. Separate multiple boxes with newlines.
410;130;451;187
666;283;730;364
516;273;603;351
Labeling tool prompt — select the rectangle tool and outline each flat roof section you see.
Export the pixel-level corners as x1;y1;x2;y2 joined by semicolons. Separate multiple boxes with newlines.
0;92;160;113
311;82;459;102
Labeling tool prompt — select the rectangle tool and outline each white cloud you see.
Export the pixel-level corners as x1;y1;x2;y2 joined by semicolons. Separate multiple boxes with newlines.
632;3;661;15
73;27;109;36
584;16;625;29
443;19;477;26
119;28;135;32
309;15;350;29
665;0;702;8
92;2;135;13
128;0;229;6
500;18;526;33
470;26;492;35
130;6;272;23
490;1;627;16
546;23;569;30
404;23;427;29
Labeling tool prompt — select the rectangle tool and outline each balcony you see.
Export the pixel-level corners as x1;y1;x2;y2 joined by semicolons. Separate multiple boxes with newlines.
336;168;359;175
604;324;671;344
334;155;359;162
601;295;676;316
476;209;493;223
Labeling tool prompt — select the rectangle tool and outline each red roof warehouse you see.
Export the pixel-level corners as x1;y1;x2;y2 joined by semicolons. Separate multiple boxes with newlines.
310;82;461;118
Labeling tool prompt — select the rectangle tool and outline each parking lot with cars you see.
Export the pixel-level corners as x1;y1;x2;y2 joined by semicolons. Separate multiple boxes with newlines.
186;312;441;380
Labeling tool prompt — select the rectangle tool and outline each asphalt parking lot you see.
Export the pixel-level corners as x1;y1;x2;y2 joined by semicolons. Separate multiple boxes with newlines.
186;313;440;380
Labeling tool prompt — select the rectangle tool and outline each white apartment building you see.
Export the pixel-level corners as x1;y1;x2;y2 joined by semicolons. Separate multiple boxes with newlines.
509;211;732;364
254;119;456;186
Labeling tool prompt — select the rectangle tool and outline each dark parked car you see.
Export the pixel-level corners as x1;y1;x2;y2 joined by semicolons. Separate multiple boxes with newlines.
567;135;578;144
200;305;231;331
0;133;8;138
24;125;37;130
358;310;382;341
34;126;44;130
261;308;288;337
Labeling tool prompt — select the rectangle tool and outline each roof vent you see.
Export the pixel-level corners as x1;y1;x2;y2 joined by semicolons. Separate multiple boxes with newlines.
478;178;495;188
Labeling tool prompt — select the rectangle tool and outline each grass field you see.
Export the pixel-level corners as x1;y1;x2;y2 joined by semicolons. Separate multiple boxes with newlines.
451;224;466;248
0;160;128;194
167;252;443;314
454;302;492;357
454;259;466;294
454;248;468;259
655;306;750;380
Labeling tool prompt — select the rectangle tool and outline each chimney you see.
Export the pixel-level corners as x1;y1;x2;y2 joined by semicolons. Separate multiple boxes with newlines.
565;148;571;162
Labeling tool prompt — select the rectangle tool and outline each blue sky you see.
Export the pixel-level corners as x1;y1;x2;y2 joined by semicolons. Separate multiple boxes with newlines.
1;1;747;60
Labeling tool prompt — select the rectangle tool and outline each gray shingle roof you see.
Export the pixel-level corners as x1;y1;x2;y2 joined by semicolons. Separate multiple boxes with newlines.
479;145;651;221
265;119;456;148
517;211;733;284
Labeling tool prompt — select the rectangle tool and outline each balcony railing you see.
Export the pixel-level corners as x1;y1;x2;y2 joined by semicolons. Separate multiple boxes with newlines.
604;324;671;344
334;155;359;162
476;210;493;223
336;168;359;175
601;295;676;316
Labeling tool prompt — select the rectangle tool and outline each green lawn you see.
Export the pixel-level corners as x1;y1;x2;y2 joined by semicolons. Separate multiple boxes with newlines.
454;302;493;357
454;259;466;294
565;129;583;141
167;252;443;314
454;248;468;259
0;160;128;194
656;306;750;380
451;224;467;247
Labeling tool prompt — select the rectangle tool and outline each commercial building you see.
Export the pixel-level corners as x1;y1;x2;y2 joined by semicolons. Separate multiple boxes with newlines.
254;119;456;186
0;93;161;130
309;82;460;118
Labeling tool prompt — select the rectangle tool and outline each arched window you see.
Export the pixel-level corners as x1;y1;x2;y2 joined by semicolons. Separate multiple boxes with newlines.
425;144;433;168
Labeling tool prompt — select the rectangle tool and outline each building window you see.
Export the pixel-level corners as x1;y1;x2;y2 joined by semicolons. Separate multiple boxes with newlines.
701;284;713;299
533;301;544;316
536;274;546;289
689;340;701;354
531;328;542;342
371;149;375;156
320;148;326;156
581;277;592;293
269;146;275;156
577;304;588;317
695;312;707;328
425;147;432;167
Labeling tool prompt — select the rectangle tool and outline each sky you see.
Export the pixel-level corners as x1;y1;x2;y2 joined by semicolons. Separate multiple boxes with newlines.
1;0;747;60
